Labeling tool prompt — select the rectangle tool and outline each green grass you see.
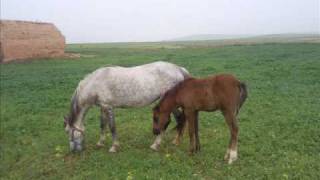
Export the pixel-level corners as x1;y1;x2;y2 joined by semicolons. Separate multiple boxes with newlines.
1;43;320;179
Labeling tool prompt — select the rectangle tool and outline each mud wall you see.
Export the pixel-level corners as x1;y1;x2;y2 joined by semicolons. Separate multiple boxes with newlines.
0;20;65;62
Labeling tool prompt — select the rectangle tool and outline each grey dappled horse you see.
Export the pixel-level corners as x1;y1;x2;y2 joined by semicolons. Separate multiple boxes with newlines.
64;61;189;152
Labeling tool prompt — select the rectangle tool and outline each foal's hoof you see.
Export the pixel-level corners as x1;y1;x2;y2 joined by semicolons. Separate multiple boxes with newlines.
188;151;195;156
172;139;180;146
225;150;238;164
150;143;159;151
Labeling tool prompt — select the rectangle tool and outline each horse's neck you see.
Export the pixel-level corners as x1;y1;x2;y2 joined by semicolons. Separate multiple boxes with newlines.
70;105;89;129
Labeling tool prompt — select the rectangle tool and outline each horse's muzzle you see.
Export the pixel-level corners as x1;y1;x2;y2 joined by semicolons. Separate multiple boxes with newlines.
70;140;83;152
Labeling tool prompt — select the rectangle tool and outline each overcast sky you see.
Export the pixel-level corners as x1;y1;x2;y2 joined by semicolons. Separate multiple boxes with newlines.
1;0;319;43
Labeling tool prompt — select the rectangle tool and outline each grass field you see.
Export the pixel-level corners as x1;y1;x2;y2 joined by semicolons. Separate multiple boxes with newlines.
1;42;320;179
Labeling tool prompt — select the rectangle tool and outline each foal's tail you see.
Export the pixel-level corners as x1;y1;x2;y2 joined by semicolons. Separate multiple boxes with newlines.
238;82;248;111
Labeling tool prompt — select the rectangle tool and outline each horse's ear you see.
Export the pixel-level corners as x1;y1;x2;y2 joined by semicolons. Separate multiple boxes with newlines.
64;115;70;125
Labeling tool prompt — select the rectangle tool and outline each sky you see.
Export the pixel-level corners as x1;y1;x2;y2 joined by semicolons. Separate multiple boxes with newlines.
1;0;319;43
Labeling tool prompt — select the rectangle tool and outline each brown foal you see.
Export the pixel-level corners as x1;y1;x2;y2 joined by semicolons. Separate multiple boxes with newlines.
151;74;247;164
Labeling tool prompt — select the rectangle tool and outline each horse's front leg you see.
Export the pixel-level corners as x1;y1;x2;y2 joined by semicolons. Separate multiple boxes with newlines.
96;107;108;147
107;108;120;153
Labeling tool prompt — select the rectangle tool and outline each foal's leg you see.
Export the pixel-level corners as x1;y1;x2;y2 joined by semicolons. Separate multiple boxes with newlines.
185;109;197;154
107;108;120;153
150;133;163;151
96;107;108;147
223;110;239;164
172;108;186;145
194;111;200;152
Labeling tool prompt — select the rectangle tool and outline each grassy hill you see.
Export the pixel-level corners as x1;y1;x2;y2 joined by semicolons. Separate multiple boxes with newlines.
167;33;320;45
169;34;251;41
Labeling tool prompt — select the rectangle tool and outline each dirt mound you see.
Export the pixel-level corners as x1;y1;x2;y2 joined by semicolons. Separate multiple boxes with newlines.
0;20;65;63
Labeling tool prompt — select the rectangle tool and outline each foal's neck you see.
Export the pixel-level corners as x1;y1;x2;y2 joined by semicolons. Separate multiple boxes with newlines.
160;92;178;114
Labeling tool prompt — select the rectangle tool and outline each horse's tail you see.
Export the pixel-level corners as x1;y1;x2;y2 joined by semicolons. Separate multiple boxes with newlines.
238;82;248;111
180;67;191;79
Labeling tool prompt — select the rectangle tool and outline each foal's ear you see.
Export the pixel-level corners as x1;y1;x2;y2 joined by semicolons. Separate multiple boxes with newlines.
153;105;160;112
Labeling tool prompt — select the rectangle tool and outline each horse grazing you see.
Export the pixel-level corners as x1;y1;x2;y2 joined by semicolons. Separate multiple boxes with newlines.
64;61;189;152
151;74;247;164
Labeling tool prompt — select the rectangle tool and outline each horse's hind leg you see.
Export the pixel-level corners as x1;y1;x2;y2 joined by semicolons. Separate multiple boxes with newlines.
107;108;120;153
172;108;186;145
223;109;239;164
96;107;108;147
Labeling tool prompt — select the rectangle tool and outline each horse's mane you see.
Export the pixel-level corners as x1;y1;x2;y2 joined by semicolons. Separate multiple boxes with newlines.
68;87;81;126
67;69;99;126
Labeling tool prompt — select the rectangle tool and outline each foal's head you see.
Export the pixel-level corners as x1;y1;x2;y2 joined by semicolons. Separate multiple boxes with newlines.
64;115;84;152
152;105;170;135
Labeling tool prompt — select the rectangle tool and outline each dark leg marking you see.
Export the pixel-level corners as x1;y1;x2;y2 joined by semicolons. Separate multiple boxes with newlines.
107;108;119;152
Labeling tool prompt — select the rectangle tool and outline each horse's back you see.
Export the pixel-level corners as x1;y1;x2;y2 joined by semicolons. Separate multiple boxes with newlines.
77;61;189;108
102;61;187;80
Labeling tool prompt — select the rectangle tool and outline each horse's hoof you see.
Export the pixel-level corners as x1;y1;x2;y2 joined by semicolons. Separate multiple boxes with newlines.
150;143;159;151
96;142;105;148
228;157;237;164
109;146;117;153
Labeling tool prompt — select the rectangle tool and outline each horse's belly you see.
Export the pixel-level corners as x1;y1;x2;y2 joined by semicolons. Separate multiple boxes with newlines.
113;94;159;108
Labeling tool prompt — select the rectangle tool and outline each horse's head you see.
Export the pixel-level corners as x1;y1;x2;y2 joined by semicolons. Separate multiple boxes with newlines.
152;105;170;135
64;115;84;152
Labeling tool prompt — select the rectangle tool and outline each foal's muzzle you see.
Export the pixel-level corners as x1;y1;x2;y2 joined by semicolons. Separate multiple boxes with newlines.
153;128;160;135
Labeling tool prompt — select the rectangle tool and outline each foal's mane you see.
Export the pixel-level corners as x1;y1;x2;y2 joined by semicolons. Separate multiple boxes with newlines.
155;77;193;111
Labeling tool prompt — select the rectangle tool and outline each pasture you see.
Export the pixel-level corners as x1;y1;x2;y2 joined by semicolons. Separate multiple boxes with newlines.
1;42;320;179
